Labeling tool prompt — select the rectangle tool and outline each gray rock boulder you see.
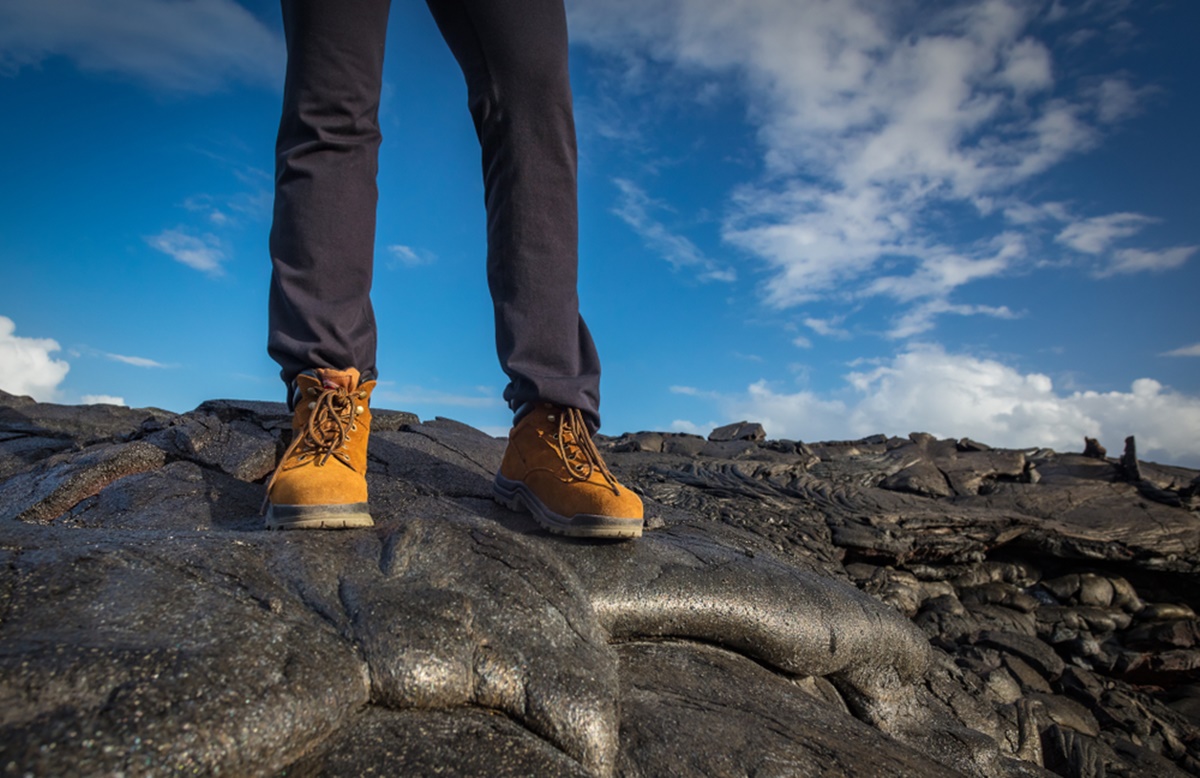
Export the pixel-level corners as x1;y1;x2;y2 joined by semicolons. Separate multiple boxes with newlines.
707;420;766;443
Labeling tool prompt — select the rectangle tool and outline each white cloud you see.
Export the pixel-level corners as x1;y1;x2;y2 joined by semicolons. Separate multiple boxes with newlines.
725;381;849;441
1002;199;1061;225
997;36;1053;95
669;385;723;400
724;183;907;306
1099;246;1196;277
571;0;1169;335
80;394;126;406
145;229;225;275
886;300;1018;339
0;315;70;401
0;0;284;93
1162;343;1200;358
1001;199;1072;226
707;344;1200;465
1055;212;1155;254
865;236;1024;303
386;244;436;269
1049;212;1191;277
1092;77;1150;124
106;352;170;369
804;316;850;339
613;178;735;282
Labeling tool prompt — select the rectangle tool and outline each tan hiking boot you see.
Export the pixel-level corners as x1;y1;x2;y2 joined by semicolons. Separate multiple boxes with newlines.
494;403;643;539
264;367;375;530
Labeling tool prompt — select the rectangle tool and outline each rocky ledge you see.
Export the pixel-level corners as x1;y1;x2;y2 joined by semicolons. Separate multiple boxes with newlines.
1;391;1198;777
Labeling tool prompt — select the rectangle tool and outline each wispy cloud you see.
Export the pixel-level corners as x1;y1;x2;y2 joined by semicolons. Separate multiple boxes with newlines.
571;0;1175;337
0;315;70;401
612;178;735;283
1055;212;1155;254
105;352;173;369
669;385;723;400
145;229;226;276
179;154;273;231
1091;77;1154;124
803;316;850;339
182;195;230;227
386;244;437;269
1039;208;1190;277
0;0;284;93
1162;343;1200;358
887;300;1018;340
1099;246;1196;277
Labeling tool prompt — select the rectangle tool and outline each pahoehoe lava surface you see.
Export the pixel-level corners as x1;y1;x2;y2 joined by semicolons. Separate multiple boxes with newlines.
1;390;1198;776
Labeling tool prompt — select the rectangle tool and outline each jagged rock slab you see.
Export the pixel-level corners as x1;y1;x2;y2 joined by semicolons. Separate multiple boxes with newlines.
0;391;171;448
0;441;168;524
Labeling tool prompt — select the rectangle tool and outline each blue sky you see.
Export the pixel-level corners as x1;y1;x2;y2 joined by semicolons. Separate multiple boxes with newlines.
1;0;1198;464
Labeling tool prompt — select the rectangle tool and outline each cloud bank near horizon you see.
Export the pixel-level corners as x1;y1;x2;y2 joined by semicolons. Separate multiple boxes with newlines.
672;344;1200;466
3;311;1198;466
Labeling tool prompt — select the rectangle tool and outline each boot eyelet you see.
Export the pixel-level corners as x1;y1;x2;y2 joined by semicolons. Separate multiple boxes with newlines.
355;405;364;415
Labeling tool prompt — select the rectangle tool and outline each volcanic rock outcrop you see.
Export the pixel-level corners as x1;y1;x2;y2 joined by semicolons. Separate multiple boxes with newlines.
1;390;1198;776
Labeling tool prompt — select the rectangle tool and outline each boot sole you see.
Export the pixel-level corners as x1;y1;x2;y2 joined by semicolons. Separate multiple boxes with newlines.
493;474;643;540
265;502;374;530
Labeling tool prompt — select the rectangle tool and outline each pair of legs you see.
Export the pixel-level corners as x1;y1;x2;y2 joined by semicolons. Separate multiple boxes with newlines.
265;0;642;537
268;0;602;430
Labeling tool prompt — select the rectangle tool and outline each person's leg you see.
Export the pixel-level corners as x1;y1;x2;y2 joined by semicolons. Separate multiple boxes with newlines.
426;0;641;538
268;0;392;394
264;0;391;530
424;0;602;432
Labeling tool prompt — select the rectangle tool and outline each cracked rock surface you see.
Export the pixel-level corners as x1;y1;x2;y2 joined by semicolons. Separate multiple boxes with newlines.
1;390;1199;776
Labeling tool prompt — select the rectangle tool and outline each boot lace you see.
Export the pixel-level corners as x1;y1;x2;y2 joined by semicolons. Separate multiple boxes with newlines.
549;406;620;495
262;383;366;511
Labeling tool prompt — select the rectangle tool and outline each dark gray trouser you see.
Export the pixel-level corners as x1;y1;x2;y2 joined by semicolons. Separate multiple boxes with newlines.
267;0;603;430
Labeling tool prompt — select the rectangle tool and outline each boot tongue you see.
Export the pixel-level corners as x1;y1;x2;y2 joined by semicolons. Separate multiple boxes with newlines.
314;367;360;392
